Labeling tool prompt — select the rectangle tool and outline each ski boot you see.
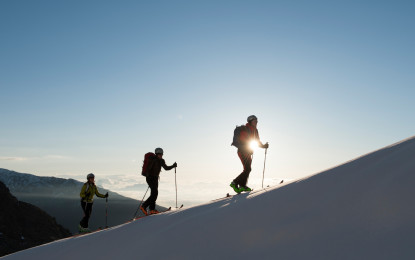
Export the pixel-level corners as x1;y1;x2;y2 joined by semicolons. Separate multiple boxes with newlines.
230;182;241;193
150;209;160;215
140;206;148;216
78;224;91;233
240;186;252;192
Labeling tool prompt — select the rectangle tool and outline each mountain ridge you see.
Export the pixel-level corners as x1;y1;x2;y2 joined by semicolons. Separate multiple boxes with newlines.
0;169;166;234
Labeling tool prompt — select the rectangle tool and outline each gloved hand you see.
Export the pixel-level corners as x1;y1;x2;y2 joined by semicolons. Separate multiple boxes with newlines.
105;192;109;198
262;142;269;149
172;162;177;168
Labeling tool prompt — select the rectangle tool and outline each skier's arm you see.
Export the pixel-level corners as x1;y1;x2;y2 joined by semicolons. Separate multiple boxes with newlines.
162;160;177;171
94;186;106;198
256;130;269;149
257;138;268;149
259;142;269;149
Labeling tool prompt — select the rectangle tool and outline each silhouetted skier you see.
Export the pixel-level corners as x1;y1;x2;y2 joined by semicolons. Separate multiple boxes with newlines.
140;148;177;215
230;115;268;193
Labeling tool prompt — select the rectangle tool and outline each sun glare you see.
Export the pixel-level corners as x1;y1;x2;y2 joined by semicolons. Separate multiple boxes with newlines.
249;140;259;151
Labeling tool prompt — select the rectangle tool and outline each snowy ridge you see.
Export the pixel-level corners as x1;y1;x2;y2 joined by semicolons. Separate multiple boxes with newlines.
295;134;415;183
3;136;415;260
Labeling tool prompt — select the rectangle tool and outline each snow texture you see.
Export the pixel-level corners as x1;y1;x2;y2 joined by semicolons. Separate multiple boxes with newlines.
3;136;415;260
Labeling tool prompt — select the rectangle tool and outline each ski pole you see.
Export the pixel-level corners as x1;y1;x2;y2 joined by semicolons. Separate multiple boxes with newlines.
175;167;178;209
105;196;108;228
133;186;149;219
262;148;268;189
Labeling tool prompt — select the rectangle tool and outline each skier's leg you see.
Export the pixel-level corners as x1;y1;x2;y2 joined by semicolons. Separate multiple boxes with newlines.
83;203;93;228
241;155;252;186
142;176;158;210
141;177;150;209
80;201;88;228
149;186;159;211
234;152;252;186
148;177;159;211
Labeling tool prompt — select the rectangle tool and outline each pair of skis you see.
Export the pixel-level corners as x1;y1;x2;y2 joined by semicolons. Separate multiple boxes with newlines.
133;204;184;220
211;185;258;202
75;226;107;237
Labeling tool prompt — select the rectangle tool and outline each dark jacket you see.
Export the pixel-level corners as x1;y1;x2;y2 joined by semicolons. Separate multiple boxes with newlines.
147;158;175;177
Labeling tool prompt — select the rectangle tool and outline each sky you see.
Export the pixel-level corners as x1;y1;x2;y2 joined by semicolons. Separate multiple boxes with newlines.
1;0;414;205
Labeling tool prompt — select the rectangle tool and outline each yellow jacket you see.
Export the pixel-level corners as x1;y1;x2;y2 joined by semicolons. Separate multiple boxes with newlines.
80;182;106;203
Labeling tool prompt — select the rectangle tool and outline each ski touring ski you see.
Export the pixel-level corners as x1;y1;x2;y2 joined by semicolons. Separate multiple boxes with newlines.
133;207;172;220
73;226;106;237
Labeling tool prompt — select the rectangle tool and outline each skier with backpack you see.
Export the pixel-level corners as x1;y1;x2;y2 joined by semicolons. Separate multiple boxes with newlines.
230;115;269;193
140;148;177;216
79;173;108;233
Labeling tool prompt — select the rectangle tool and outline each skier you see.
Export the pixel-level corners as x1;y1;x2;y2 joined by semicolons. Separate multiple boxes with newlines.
79;173;108;233
230;115;268;192
140;148;177;215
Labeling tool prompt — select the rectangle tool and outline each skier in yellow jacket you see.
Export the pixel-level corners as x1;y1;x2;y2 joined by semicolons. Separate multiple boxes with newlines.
79;173;108;232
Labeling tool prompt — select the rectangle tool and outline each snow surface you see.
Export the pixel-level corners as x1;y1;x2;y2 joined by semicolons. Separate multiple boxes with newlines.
3;136;415;260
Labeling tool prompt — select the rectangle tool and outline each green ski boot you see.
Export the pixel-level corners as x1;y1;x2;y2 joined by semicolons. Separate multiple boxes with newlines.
240;186;252;192
230;182;241;193
78;224;91;233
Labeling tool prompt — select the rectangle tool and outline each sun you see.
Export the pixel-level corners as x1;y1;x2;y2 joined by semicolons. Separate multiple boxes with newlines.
249;140;259;151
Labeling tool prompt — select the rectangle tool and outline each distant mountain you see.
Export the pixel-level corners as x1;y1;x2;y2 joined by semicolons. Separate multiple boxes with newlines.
0;169;166;234
0;181;71;257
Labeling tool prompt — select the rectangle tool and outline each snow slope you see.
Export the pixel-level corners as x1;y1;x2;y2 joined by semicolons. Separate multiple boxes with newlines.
3;136;415;260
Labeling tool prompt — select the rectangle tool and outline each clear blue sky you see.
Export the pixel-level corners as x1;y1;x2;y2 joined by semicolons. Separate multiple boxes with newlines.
1;0;414;202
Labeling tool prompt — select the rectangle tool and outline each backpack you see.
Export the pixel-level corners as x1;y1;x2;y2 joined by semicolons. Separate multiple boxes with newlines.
142;152;157;176
231;125;247;148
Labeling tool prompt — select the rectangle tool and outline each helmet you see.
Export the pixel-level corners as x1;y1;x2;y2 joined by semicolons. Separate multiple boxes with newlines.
155;147;164;155
247;115;258;123
87;173;95;180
